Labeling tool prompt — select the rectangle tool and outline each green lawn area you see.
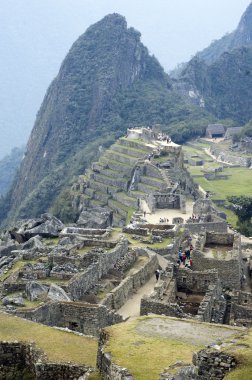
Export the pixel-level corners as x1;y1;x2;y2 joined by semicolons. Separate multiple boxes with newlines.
194;168;252;200
104;317;198;380
0;312;98;366
104;316;245;380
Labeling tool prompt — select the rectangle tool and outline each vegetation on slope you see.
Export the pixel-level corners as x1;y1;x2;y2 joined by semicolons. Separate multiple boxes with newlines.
0;14;211;225
180;46;252;124
0;147;24;196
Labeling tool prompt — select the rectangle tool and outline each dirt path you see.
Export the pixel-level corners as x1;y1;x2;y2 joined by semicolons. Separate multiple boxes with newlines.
118;254;168;320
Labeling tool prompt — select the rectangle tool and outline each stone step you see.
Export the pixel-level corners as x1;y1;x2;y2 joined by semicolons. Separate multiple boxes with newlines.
88;179;114;195
93;191;110;203
103;151;137;165
93;173;129;191
113;192;139;208
118;137;153;152
99;157;133;175
102;168;130;180
112;213;126;227
89;199;106;208
137;182;160;193
111;144;148;159
84;188;95;198
140;175;164;188
79;193;91;205
108;199;129;218
129;190;147;200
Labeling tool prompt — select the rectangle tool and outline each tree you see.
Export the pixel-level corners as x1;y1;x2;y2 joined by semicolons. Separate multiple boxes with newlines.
227;195;252;222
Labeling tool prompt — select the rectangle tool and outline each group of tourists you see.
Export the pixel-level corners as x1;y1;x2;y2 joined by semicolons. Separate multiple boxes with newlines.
159;217;169;223
157;132;171;144
177;243;193;269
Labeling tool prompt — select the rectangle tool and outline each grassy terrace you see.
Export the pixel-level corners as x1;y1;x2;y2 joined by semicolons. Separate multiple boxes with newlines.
124;233;171;250
112;143;149;155
0;312;98;366
104;316;243;380
194;168;252;199
184;139;252;228
225;329;252;380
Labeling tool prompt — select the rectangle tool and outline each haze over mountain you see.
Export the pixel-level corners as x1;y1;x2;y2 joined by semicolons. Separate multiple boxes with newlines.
196;2;252;64
0;0;250;158
174;2;252;124
0;14;211;224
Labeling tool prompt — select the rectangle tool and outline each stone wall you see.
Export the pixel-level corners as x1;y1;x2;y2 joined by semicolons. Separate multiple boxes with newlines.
185;221;227;234
230;302;252;326
176;269;219;293
68;239;128;300
193;232;242;290
122;226;149;236
97;330;134;380
98;324;239;380
0;341;90;380
210;145;251;167
15;301;122;337
205;231;234;246
101;252;158;310
197;283;223;323
193;348;237;380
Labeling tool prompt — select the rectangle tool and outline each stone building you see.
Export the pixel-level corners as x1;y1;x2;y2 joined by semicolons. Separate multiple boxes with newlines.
206;124;225;138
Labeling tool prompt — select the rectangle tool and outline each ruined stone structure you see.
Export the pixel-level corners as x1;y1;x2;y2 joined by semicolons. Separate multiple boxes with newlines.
0;341;91;380
193;231;242;290
71;128;198;226
210;144;251;167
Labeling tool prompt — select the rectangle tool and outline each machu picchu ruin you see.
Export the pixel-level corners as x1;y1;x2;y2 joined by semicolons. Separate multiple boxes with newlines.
1;4;252;379
0;126;252;379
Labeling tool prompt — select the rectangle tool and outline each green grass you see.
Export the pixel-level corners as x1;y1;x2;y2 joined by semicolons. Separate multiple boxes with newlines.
218;206;238;227
113;143;149;154
224;330;252;380
104;317;201;380
0;259;38;282
124;233;171;249
0;312;98;365
104;316;248;380
194;168;252;200
43;237;59;246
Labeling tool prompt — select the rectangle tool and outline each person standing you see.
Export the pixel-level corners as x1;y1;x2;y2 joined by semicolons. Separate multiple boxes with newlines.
155;269;160;281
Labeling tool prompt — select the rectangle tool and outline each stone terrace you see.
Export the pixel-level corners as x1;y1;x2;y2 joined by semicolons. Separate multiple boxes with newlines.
71;127;186;227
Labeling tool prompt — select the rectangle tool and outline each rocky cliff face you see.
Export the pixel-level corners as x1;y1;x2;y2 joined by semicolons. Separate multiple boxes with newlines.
173;3;252;124
1;13;205;224
196;2;252;64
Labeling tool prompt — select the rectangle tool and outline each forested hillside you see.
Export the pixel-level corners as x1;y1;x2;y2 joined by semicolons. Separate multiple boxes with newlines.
0;14;211;224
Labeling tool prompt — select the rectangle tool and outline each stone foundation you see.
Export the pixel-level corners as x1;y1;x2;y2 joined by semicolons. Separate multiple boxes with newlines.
0;341;91;380
14;301;122;337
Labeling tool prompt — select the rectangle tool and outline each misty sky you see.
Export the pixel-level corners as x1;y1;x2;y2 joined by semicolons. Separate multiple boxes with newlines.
0;0;251;157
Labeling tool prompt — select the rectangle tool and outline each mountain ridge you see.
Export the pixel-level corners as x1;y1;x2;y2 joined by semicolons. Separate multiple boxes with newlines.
0;13;210;225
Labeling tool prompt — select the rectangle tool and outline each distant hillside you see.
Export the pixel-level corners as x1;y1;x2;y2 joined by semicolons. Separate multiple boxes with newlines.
171;3;252;125
0;147;24;196
197;2;252;64
0;14;210;225
179;46;252;123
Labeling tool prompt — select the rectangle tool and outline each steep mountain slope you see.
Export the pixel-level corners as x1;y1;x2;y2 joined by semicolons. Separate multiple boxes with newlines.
0;14;210;224
172;2;252;124
197;2;252;64
0;147;24;196
179;46;252;123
